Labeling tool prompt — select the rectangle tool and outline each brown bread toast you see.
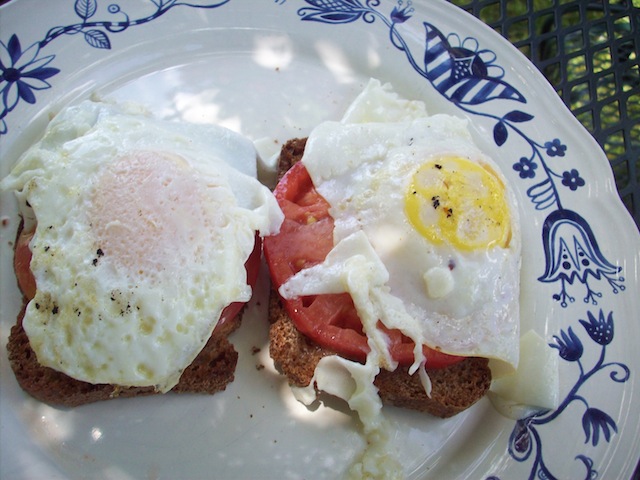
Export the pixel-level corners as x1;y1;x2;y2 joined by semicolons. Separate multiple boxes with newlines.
7;303;241;407
267;138;491;419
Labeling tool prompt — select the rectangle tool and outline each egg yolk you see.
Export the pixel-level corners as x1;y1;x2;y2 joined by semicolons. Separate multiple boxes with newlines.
405;157;511;251
89;150;210;282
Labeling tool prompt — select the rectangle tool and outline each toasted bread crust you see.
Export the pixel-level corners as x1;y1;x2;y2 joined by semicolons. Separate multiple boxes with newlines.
268;290;332;387
267;139;491;418
374;357;491;417
7;304;240;407
276;137;307;182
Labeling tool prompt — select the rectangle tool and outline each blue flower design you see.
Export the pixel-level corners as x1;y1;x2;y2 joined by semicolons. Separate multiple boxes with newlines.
544;138;567;157
579;310;614;346
390;0;413;24
538;209;623;307
561;169;586;191
0;34;59;118
582;408;618;446
446;35;505;81
270;6;629;479
422;23;524;105
298;0;379;24
550;327;583;361
512;157;537;179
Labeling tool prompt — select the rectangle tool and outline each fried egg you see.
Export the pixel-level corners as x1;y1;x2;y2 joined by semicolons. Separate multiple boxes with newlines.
281;79;521;375
1;100;283;392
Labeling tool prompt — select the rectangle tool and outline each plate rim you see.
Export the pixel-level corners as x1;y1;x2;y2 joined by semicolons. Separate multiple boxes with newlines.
1;1;639;479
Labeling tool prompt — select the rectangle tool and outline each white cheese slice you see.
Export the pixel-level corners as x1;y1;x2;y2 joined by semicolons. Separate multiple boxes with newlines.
488;329;560;419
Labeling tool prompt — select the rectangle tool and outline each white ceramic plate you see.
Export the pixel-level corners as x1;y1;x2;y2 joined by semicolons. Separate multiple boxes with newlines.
1;1;639;479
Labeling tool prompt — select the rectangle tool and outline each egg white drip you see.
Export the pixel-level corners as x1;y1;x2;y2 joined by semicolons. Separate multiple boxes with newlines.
292;352;404;480
2;100;283;391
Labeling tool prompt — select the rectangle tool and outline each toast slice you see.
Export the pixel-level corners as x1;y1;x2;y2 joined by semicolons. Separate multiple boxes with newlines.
267;138;491;418
7;303;241;407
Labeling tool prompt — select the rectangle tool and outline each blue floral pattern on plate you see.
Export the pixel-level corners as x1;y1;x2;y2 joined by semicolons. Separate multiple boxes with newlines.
492;309;630;479
0;0;632;478
0;0;230;134
0;36;59;134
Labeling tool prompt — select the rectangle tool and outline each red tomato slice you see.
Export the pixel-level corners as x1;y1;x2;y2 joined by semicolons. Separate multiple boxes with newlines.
263;162;464;369
215;235;261;332
13;226;261;332
14;225;37;300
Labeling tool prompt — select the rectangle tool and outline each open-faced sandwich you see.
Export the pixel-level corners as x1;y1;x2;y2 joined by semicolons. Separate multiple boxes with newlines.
263;79;536;477
1;100;284;407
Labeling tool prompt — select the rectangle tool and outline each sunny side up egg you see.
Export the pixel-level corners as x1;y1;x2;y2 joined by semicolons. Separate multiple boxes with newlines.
1;100;283;392
281;79;521;377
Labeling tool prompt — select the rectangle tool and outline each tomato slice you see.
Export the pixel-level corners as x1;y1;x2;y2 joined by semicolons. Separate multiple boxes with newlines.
14;224;37;300
263;162;464;369
215;235;261;331
13;226;261;332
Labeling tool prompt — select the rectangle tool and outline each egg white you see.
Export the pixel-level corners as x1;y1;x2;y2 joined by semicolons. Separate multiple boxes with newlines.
1;100;283;392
